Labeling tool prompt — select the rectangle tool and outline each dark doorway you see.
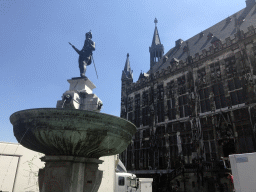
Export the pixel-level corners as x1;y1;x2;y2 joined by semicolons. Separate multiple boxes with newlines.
223;140;235;157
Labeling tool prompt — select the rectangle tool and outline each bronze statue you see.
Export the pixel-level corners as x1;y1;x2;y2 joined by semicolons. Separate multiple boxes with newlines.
69;31;95;77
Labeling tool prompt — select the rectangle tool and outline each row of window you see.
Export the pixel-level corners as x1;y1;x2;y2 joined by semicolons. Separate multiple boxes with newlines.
126;56;237;113
122;110;255;170
127;78;245;123
133;122;192;141
126;145;178;170
200;78;246;113
131;109;250;139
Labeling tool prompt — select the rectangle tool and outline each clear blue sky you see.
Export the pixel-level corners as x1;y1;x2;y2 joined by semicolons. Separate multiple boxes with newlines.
0;0;245;143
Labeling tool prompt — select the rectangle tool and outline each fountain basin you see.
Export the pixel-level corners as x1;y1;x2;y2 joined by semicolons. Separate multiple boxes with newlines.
10;108;136;158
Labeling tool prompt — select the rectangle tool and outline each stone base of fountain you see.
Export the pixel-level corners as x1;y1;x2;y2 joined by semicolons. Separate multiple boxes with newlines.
10;76;136;192
38;156;103;192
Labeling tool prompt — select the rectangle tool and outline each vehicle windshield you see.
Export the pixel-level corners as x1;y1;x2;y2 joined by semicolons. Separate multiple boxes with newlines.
130;178;136;188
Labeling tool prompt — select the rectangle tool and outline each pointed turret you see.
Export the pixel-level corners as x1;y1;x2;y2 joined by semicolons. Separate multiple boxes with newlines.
122;53;133;80
149;18;164;72
121;53;133;119
151;18;161;46
138;71;149;81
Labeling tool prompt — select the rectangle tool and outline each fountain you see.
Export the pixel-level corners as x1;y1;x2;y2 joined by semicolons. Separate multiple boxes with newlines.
9;31;136;192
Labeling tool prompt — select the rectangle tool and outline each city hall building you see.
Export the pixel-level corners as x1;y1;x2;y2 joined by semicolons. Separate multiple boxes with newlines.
120;1;256;191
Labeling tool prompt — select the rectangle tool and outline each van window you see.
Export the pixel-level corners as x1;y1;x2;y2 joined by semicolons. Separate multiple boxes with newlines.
118;176;125;186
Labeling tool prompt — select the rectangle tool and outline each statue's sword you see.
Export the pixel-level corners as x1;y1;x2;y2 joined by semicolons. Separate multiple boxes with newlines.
68;42;80;55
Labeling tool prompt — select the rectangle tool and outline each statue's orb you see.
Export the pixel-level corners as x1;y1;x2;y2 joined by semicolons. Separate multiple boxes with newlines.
10;108;136;158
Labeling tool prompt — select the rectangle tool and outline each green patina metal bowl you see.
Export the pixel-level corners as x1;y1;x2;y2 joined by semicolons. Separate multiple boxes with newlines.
10;108;136;158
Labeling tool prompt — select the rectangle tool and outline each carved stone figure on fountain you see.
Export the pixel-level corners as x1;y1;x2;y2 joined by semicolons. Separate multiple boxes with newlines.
69;31;95;78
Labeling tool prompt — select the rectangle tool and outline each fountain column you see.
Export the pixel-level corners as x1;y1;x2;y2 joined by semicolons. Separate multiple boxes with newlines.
39;77;104;192
38;156;103;192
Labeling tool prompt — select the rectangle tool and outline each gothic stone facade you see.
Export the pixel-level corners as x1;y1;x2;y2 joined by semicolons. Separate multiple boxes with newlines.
120;2;256;191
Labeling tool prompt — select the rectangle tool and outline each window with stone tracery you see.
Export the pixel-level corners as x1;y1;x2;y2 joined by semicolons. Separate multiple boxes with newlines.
134;136;140;169
177;75;190;118
169;132;178;167
199;87;211;113
159;146;167;169
135;94;140;109
201;117;216;161
232;109;254;153
178;76;186;92
181;133;192;157
126;144;133;170
167;81;176;120
210;62;221;82
140;148;149;169
127;97;133;112
197;68;206;85
212;83;227;109
167;98;176;120
228;77;245;105
157;84;164;100
142;107;149;126
178;94;191;118
135;150;139;169
225;56;236;77
134;94;141;127
142;91;149;126
157;84;165;122
148;148;154;168
127;96;134;124
203;130;216;161
236;123;254;153
167;80;175;99
142;91;149;106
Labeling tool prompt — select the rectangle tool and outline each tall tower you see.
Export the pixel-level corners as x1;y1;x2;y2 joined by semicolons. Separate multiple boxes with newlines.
121;53;133;118
149;18;164;72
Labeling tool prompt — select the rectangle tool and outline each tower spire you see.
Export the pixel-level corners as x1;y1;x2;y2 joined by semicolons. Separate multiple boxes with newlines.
122;53;133;80
149;18;164;72
151;18;161;46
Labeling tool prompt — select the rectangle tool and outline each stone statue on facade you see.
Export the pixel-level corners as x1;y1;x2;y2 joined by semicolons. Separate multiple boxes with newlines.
69;31;95;77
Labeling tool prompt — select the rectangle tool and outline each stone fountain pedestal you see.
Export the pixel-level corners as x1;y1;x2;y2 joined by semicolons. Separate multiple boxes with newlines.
38;156;103;192
56;77;102;111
